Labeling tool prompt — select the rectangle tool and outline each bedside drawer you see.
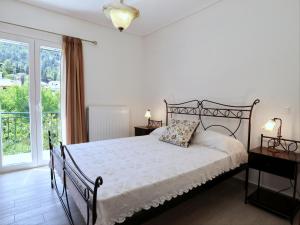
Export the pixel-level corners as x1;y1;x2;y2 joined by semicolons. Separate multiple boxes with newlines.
248;153;297;179
135;127;156;136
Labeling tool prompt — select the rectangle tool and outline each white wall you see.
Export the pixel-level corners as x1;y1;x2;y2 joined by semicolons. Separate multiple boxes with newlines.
144;0;299;141
143;0;299;190
0;0;145;135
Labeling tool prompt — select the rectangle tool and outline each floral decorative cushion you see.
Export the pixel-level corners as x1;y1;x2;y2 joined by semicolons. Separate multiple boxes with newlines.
159;119;200;147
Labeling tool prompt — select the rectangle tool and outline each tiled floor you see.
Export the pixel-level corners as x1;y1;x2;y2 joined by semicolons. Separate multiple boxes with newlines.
0;167;296;225
0;167;83;225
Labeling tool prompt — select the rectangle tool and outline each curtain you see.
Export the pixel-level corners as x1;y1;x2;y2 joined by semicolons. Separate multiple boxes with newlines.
63;36;87;144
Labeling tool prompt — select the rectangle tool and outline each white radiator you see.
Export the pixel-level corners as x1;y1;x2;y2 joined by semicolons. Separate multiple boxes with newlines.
88;105;130;141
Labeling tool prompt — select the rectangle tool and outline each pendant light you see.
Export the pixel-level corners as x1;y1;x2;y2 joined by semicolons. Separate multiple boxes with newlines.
103;0;140;32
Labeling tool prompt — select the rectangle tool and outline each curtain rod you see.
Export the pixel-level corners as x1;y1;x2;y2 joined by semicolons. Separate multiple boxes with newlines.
0;20;98;45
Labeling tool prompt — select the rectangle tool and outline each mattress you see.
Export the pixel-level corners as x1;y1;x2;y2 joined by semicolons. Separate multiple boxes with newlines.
52;134;247;225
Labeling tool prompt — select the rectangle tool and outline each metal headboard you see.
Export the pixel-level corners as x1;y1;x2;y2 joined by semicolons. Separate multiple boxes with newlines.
164;99;260;152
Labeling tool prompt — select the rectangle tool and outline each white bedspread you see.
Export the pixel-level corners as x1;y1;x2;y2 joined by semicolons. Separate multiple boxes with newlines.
53;135;247;225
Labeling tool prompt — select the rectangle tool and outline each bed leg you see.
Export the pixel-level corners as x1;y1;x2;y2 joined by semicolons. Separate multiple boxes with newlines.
245;166;249;204
92;177;103;225
50;168;54;189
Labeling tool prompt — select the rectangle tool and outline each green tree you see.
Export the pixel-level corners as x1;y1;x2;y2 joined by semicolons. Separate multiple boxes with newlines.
0;85;29;112
0;86;61;155
0;42;29;77
41;87;60;112
2;59;14;76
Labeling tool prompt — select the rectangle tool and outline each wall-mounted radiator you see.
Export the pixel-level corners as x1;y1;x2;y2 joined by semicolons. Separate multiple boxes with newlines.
88;106;130;141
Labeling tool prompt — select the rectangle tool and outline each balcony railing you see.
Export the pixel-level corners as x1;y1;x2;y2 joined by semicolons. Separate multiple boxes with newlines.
0;112;61;156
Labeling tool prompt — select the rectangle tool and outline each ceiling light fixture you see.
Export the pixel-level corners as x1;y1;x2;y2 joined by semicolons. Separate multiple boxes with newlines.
103;0;140;32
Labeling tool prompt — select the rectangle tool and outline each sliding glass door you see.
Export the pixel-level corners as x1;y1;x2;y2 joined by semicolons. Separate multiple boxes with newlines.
0;32;62;172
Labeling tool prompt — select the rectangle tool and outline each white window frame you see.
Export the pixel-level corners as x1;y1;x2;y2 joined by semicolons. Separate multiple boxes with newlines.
0;30;64;173
35;40;63;165
0;32;37;172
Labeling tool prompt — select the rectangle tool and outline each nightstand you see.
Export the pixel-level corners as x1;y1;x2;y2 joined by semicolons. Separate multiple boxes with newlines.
134;126;157;136
245;147;300;224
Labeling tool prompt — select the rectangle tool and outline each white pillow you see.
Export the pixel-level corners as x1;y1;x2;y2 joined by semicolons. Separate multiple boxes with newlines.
192;130;246;154
150;127;166;136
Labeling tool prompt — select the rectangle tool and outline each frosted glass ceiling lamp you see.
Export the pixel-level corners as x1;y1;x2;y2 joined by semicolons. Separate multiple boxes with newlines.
103;0;140;32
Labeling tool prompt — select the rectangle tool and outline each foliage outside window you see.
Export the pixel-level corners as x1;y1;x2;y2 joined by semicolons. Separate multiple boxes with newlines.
0;41;62;155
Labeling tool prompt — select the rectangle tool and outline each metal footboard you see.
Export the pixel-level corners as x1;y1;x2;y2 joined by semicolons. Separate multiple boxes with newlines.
49;131;103;225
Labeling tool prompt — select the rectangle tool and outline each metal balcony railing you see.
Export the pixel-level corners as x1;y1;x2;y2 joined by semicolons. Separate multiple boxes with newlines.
0;112;61;156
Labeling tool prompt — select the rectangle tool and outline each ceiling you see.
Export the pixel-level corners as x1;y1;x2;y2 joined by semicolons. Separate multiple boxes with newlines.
18;0;221;36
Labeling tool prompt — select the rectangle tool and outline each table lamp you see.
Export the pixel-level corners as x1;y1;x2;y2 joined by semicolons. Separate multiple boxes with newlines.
263;118;282;138
263;118;282;149
145;109;151;127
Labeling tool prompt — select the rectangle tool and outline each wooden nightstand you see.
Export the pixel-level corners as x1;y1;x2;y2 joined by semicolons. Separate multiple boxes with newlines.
245;147;300;224
134;126;157;136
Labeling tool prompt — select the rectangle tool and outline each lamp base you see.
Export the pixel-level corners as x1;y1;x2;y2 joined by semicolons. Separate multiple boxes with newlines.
261;135;300;153
266;147;281;153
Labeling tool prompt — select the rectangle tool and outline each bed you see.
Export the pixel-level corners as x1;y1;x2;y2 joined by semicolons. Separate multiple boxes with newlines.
49;98;260;225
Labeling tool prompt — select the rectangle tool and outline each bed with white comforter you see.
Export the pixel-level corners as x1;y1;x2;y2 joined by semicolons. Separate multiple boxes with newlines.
53;132;247;225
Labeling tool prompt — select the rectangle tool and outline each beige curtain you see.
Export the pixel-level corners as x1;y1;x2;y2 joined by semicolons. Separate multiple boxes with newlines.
63;36;87;144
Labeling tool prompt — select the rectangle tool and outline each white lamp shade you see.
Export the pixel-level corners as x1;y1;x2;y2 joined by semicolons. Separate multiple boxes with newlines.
103;1;139;32
110;8;136;31
145;110;151;119
263;119;276;131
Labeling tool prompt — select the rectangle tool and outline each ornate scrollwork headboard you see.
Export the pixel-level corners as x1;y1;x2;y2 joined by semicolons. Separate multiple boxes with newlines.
164;99;260;152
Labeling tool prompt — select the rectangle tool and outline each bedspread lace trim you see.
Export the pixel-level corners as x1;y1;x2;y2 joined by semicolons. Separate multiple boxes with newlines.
108;164;242;225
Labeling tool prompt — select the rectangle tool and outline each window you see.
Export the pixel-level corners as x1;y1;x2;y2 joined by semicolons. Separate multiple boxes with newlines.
0;32;63;171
